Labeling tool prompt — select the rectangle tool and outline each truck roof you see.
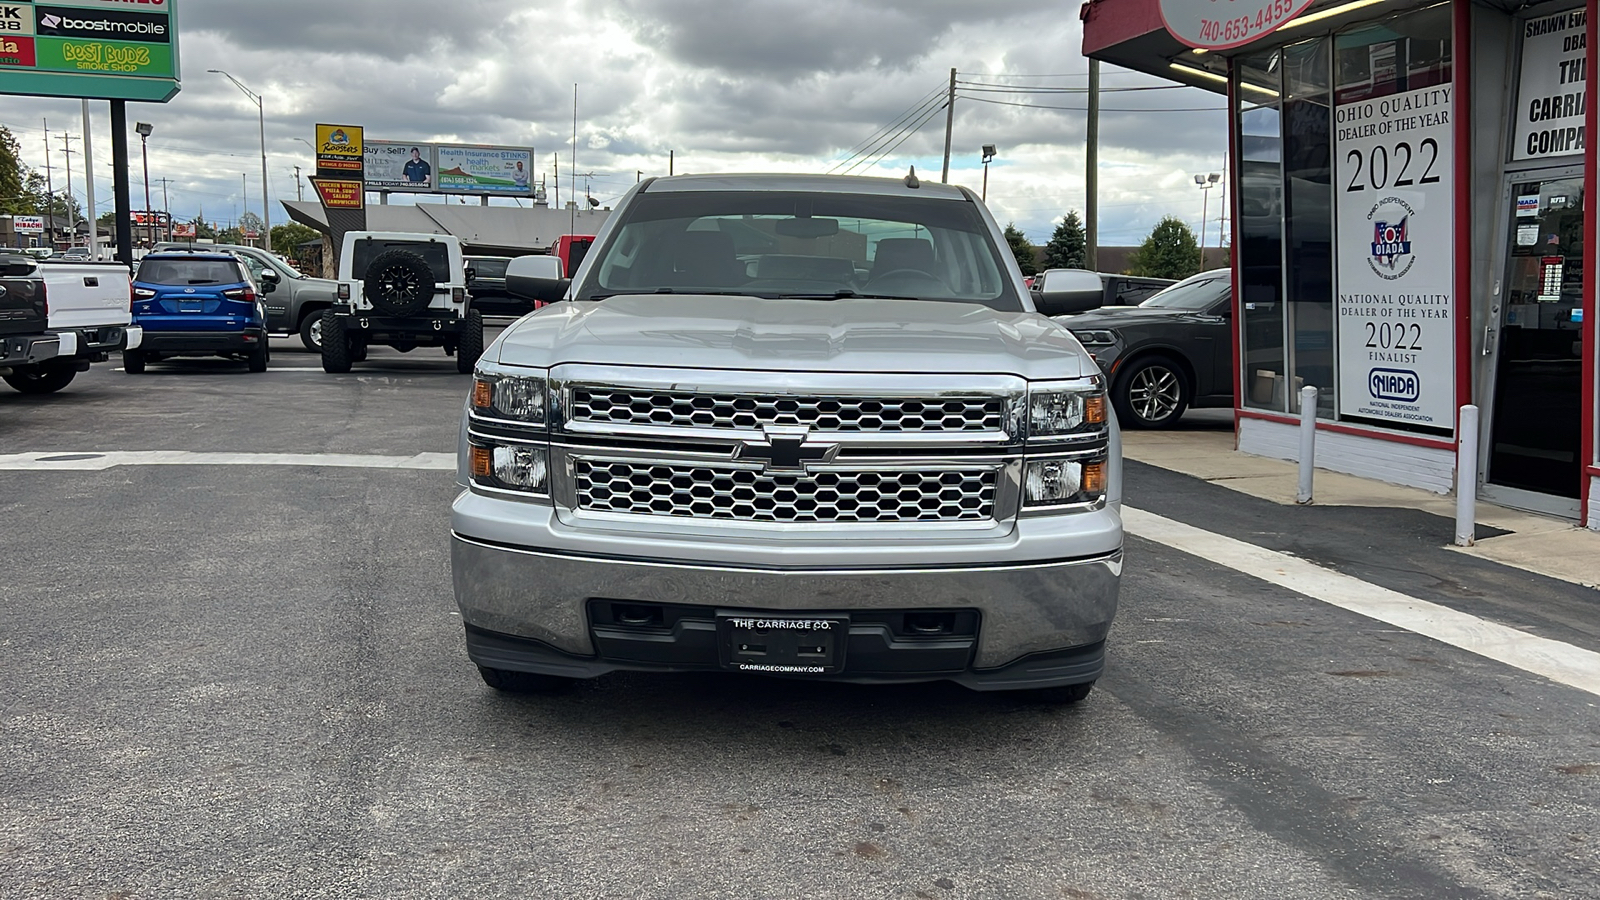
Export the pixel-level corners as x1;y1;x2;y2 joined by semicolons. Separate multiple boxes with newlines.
640;172;970;201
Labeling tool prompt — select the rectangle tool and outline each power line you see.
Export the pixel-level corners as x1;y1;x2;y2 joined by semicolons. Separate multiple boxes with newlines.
831;84;945;165
840;101;948;175
957;94;1226;113
828;84;947;174
955;82;1190;94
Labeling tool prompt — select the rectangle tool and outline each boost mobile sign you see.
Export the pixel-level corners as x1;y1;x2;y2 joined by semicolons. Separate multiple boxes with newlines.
1333;85;1456;431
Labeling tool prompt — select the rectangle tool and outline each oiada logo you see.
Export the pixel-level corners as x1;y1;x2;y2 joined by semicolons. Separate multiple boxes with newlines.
1365;196;1418;280
1369;368;1421;403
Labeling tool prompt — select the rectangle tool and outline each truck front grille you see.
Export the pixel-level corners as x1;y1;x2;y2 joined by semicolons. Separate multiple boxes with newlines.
572;459;997;523
568;388;1005;434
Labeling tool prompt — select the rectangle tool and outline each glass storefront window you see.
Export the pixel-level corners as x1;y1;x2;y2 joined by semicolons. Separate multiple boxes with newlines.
1236;53;1286;410
1282;39;1335;416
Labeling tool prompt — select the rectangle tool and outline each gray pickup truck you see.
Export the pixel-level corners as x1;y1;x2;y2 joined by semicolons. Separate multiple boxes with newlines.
451;173;1122;702
0;251;62;389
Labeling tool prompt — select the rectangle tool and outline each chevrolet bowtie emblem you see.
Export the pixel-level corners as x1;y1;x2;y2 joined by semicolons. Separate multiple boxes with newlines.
735;425;840;472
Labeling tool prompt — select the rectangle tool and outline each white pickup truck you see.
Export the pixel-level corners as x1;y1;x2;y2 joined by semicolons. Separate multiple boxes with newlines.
3;261;142;394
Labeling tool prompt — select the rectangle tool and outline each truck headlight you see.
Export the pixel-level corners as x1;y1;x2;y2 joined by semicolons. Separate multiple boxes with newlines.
1023;457;1107;508
473;372;547;425
1028;385;1107;438
470;443;549;494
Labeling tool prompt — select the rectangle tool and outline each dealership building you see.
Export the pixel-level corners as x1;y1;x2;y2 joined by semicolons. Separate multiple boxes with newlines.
1084;0;1600;526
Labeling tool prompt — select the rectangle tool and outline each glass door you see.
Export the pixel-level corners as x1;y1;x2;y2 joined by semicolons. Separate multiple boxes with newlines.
1483;172;1585;515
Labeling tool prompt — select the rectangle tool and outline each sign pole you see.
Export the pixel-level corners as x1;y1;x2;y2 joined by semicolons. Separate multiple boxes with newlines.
81;100;98;259
110;101;133;267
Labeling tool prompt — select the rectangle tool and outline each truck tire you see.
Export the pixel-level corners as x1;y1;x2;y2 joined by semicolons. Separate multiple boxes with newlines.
320;312;352;373
350;335;369;362
1111;354;1189;429
456;311;484;374
248;335;269;373
476;665;573;694
298;308;328;351
363;249;435;318
4;362;77;394
123;349;146;374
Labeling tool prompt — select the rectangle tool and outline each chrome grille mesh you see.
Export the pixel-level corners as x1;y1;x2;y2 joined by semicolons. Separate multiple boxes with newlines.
573;459;997;523
568;388;1004;433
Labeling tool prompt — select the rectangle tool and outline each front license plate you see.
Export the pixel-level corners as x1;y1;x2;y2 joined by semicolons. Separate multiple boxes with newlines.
718;614;847;675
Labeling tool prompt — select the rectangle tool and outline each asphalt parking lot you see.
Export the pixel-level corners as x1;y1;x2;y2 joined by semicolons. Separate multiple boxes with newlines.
2;340;1596;899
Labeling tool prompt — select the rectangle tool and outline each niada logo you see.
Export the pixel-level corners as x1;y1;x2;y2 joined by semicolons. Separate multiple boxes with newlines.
1369;367;1421;403
1365;196;1417;281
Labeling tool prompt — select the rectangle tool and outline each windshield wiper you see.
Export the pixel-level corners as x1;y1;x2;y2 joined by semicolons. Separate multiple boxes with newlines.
780;290;914;300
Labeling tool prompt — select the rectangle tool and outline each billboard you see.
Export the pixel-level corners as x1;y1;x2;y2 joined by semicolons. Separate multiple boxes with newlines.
11;215;44;233
0;0;178;102
315;124;364;178
365;142;434;191
436;145;534;195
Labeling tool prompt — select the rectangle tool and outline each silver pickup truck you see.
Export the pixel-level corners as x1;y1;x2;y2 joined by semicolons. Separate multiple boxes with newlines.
451;173;1122;702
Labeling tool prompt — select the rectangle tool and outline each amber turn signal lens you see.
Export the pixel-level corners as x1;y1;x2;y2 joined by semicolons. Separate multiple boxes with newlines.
472;379;493;409
1085;394;1107;425
469;445;493;479
1083;461;1107;495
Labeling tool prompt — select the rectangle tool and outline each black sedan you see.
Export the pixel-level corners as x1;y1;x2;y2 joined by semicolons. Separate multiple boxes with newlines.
1057;269;1234;428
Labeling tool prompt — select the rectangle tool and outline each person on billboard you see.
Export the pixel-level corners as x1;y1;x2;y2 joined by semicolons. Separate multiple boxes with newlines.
513;161;530;190
404;148;431;185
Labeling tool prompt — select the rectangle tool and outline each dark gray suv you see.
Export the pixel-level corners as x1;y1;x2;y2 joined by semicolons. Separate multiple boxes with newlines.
1056;269;1234;428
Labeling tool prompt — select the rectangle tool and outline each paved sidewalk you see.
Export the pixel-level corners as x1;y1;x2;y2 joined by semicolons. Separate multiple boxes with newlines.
1123;414;1600;590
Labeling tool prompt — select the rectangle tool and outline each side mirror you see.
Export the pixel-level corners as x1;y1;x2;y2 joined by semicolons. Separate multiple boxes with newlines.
262;281;277;294
465;267;477;284
259;268;281;284
505;254;568;302
1032;269;1105;316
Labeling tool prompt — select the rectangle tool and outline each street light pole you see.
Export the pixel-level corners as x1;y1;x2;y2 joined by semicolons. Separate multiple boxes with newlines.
210;70;270;252
136;122;153;249
1193;172;1221;265
980;144;997;203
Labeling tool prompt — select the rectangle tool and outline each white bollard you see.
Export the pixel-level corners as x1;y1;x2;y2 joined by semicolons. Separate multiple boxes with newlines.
1455;405;1480;547
1296;385;1317;505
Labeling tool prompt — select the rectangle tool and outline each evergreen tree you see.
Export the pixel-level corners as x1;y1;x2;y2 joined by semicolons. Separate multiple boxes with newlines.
1127;216;1202;280
1003;222;1038;276
1043;210;1087;270
1;126;30;216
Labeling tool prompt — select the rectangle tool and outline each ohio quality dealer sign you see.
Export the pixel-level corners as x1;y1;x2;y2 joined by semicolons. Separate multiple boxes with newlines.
1333;85;1457;431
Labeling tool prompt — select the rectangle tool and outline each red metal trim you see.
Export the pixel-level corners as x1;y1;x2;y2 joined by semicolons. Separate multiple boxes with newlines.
1582;0;1598;525
1081;0;1166;57
1237;408;1458;450
1228;65;1245;438
1453;1;1473;421
1587;464;1600;478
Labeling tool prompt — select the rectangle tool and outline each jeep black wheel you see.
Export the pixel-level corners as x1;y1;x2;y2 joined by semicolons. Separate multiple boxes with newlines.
1112;355;1189;429
476;665;574;694
457;312;484;374
350;335;368;362
247;335;269;373
3;362;77;394
298;309;327;351
122;350;146;374
363;249;436;317
320;312;352;373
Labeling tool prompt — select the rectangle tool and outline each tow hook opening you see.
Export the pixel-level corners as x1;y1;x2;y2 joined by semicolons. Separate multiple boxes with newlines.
614;603;664;628
904;612;956;636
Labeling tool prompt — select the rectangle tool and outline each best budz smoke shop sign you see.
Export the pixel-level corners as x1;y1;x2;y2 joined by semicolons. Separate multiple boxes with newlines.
0;0;179;103
1333;86;1456;432
1159;0;1316;50
1513;8;1587;160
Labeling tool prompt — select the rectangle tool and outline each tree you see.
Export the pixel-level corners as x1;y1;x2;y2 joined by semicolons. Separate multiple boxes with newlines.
238;211;265;237
1127;216;1202;280
1003;222;1038;276
189;216;217;240
1;126;31;216
271;222;319;256
217;227;246;246
1043;211;1087;270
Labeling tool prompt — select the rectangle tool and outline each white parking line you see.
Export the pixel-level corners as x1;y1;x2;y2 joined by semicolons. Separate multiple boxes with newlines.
1;449;1594;698
0;451;455;471
1122;506;1600;699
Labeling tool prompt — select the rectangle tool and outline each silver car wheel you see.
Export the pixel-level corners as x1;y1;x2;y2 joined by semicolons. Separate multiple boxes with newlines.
309;316;323;348
1129;365;1182;421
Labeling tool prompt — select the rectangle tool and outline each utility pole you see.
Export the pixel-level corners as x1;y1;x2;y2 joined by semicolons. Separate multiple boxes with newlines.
57;132;77;244
42;119;55;247
294;165;303;201
81;100;99;259
940;68;956;183
242;173;249;245
669;150;674;176
158;177;172;241
1086;59;1100;271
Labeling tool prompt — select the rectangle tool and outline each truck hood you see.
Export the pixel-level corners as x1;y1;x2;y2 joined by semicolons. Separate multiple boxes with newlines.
490;295;1092;379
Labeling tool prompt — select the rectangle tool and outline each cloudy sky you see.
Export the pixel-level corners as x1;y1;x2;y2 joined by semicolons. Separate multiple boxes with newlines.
0;0;1230;246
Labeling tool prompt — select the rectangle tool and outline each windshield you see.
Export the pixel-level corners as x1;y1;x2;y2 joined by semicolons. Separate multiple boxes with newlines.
1140;274;1231;310
137;258;245;286
350;239;453;283
576;190;1023;311
470;258;509;278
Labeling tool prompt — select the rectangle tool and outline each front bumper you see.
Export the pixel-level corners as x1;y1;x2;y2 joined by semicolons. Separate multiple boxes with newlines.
0;333;61;367
451;498;1122;686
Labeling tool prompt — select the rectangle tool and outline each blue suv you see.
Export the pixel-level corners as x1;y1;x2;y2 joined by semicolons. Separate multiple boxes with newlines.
124;251;273;373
